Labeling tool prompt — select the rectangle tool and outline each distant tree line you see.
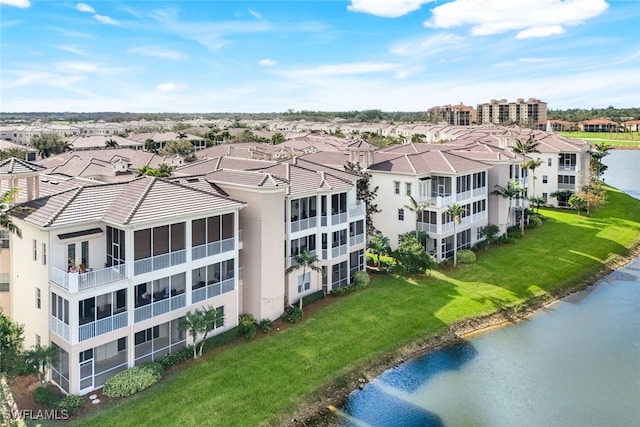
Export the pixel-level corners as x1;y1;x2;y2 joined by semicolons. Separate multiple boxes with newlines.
547;107;640;122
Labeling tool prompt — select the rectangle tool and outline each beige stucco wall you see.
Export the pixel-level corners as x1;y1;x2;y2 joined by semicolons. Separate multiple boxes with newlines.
0;243;11;316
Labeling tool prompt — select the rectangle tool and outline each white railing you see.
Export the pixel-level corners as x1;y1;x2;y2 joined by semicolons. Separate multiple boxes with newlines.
560;165;576;171
425;195;455;208
50;264;127;292
472;212;487;222
320;216;328;226
192;287;207;304
78;311;128;342
238;229;243;250
472;187;487;197
331;244;347;258
331;212;347;225
417;222;438;234
134;292;184;323
442;222;455;234
349;203;365;217
456;190;473;202
290;217;317;233
191;237;235;261
349;234;365;247
50;316;69;341
558;183;576;190
134;250;186;275
191;277;234;304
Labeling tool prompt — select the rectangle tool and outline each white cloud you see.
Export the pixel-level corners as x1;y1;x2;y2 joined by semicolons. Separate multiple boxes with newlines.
93;14;118;25
0;0;30;8
156;82;187;93
54;45;88;56
128;46;188;61
75;3;95;13
390;33;466;57
284;62;398;79
54;61;99;73
259;59;277;67
248;9;263;20
426;0;609;39
347;0;433;18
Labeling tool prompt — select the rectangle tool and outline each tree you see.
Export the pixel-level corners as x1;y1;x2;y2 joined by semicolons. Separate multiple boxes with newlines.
178;310;208;359
393;235;436;275
399;230;429;249
1;188;24;238
177;132;188;140
479;223;500;251
404;195;431;225
144;138;157;153
446;203;466;267
367;233;390;267
512;136;540;158
524;158;543;198
589;142;612;180
529;196;547;212
159;140;196;161
271;132;286;144
491;181;523;227
0;148;29;161
568;194;587;216
285;249;322;308
105;138;119;148
344;161;381;235
136;163;174;177
30;133;68;158
24;344;57;382
411;134;424;143
197;306;222;356
0;308;25;375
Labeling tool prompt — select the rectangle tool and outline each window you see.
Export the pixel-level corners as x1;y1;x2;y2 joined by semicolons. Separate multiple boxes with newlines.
548;158;552;166
405;183;412;196
394;181;400;195
42;243;47;265
51;293;69;324
36;287;41;309
33;239;37;261
297;272;311;293
542;175;548;184
398;208;404;221
331;261;348;289
542;192;548;201
107;226;125;266
0;230;8;249
36;334;41;347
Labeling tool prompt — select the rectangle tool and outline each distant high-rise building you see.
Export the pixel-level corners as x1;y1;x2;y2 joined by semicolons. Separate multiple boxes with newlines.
426;103;477;126
477;98;547;127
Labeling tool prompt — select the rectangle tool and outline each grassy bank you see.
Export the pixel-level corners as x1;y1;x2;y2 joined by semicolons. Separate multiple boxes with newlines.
70;186;640;427
559;131;640;148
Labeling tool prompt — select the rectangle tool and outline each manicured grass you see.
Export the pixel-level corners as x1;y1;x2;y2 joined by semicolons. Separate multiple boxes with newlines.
559;131;640;147
69;187;640;427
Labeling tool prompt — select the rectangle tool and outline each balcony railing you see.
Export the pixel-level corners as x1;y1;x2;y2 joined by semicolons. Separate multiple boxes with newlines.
349;233;365;247
191;238;235;261
134;249;186;275
291;216;317;233
134;292;186;323
417;222;438;234
50;316;69;341
331;212;347;225
50;264;127;292
331;244;347;258
191;277;235;304
558;183;576;190
349;203;365;217
559;164;577;171
417;194;454;208
78;311;128;342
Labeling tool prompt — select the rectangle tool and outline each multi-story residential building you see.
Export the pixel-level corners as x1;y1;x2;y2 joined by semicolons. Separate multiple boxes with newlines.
367;144;491;261
578;118;618;132
426;104;477;126
477;98;547;127
10;175;245;395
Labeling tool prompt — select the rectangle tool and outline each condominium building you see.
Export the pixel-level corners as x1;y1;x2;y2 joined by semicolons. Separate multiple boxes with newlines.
426;104;477;126
477;98;547;126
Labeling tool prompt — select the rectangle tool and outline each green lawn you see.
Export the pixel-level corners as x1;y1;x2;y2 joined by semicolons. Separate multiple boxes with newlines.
559;131;640;147
68;187;640;427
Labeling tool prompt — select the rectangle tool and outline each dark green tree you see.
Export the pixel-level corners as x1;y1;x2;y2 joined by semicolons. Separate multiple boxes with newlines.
345;161;381;235
285;249;322;309
367;233;390;267
394;235;437;275
0;308;25;375
30;133;68;158
446;203;466;267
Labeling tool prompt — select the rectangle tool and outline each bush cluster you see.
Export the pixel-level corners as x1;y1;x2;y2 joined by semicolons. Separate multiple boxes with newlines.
259;318;274;334
528;216;543;228
238;314;257;340
456;249;477;264
158;347;192;370
281;306;303;323
352;271;370;289
102;364;163;397
32;386;60;406
56;394;84;415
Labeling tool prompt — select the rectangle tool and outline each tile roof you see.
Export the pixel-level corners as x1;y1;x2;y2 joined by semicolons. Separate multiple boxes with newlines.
18;176;245;228
0;157;45;175
368;150;490;175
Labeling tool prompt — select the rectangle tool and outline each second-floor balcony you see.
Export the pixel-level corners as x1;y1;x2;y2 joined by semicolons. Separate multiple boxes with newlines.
78;311;128;342
331;212;348;225
349;233;365;247
192;277;235;304
50;264;127;292
417;194;455;208
134;291;186;323
191;237;235;261
289;250;317;268
558;183;576;190
331;244;348;258
291;216;317;233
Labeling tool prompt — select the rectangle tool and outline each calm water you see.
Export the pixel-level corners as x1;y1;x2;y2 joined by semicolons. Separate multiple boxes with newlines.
330;150;640;427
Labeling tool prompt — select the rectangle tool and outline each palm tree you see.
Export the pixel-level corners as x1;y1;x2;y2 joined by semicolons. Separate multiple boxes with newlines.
589;142;612;180
285;249;322;309
399;230;429;251
197;306;222;356
367;233;390;267
512;136;540;158
25;344;58;383
446;203;466;267
177;132;188;140
105;138;119;148
178;309;208;359
404;195;431;224
491;181;523;228
1;188;23;238
479;223;500;251
144;138;157;153
524;158;543;198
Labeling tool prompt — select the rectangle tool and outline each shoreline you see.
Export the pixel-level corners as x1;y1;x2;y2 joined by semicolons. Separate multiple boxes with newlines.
286;243;640;427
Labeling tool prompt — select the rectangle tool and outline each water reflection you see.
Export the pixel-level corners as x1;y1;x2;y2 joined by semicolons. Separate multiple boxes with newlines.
339;343;477;427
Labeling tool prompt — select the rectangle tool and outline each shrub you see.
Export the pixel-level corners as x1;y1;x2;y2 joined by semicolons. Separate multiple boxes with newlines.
281;306;303;323
239;314;257;340
159;347;191;369
331;285;355;297
473;240;488;251
456;249;476;264
102;364;163;397
352;271;370;289
32;385;59;407
302;290;325;305
56;394;83;416
528;215;543;228
497;234;516;245
259;318;274;334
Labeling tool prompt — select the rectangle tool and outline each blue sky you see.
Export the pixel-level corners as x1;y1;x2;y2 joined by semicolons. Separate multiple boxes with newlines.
1;0;639;113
